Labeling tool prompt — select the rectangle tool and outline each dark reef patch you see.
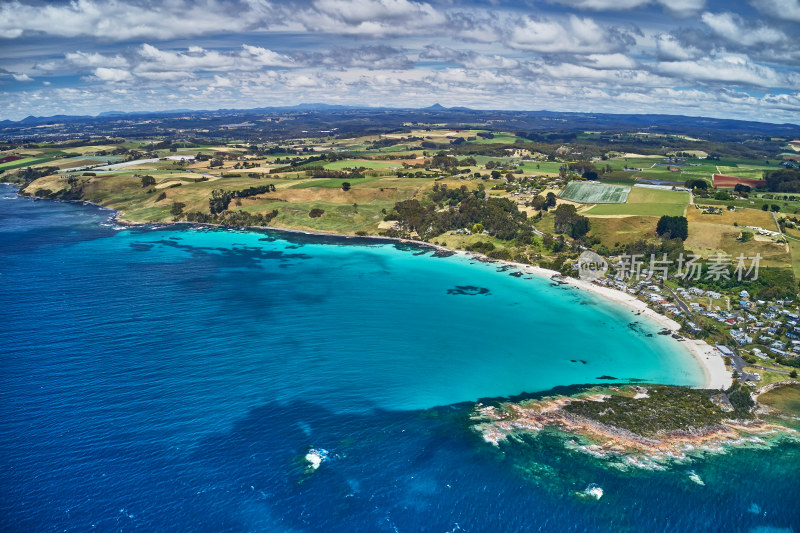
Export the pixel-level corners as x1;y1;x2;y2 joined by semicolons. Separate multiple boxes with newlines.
447;285;491;296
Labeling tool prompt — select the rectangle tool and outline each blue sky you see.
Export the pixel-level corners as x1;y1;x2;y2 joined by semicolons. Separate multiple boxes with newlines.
0;0;798;123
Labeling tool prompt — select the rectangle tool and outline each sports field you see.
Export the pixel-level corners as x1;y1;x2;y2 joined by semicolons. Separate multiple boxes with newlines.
559;181;630;204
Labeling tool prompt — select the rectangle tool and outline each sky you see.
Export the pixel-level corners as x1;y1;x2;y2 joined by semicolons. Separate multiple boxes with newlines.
0;0;798;123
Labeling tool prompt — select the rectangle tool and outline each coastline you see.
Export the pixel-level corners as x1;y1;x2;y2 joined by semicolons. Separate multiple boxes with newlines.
7;184;733;391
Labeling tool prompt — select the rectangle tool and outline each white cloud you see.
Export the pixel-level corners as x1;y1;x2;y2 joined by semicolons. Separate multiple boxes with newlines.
0;0;265;41
750;0;800;22
12;72;33;82
419;46;518;69
241;45;297;67
654;34;702;60
701;12;787;46
508;15;633;54
546;0;705;16
656;55;800;88
582;54;638;69
311;0;441;25
295;0;446;36
134;44;296;74
91;67;132;82
66;51;129;68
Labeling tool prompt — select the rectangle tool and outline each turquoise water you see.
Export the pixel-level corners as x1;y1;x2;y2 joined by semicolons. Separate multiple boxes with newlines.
2;184;798;532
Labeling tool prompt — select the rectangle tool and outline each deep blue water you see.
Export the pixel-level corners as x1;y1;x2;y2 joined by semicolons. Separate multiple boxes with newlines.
1;183;799;532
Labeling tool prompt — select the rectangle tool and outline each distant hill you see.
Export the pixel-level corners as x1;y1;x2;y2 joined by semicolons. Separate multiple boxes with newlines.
1;104;799;142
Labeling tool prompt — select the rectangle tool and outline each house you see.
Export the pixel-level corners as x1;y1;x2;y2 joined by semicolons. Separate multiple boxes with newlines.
739;290;750;298
716;345;735;357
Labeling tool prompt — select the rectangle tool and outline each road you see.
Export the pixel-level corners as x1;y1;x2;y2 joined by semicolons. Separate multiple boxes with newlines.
728;347;761;382
661;284;691;314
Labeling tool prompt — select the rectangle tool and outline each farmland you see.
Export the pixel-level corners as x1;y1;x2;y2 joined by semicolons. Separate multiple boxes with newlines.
559;181;630;203
713;174;766;188
585;187;689;217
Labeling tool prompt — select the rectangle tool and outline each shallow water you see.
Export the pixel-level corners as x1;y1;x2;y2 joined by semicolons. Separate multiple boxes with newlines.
1;184;798;532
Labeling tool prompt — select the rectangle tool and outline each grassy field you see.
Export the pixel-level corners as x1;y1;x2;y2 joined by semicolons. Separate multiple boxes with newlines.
559;181;630;203
684;221;791;267
684;206;790;268
0;157;54;170
471;134;527;144
585;187;689;216
782;229;800;278
261;201;390;234
289;176;380;189
517;161;565;174
687;205;778;229
586;216;659;246
716;166;767;180
322;159;406;170
701;194;800;215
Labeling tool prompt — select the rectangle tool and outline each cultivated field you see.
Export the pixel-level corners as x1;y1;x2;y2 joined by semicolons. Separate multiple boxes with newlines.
559;181;630;203
585;187;689;217
713;174;767;188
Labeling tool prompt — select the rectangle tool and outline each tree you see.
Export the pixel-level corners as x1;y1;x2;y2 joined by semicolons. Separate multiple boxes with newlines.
570;216;590;239
685;179;708;190
140;175;156;188
656;215;688;241
545;192;557;208
472;223;484;234
309;208;324;218
341;182;351;191
790;370;798;379
771;204;780;212
762;204;769;211
553;204;590;239
714;191;731;201
170;202;185;216
209;189;233;214
739;231;754;242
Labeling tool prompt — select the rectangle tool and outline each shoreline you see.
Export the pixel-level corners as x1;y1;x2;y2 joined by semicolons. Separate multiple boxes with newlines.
7;183;733;391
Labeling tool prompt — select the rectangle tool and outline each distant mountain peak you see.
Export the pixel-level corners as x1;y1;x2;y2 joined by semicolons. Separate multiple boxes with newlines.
426;103;447;110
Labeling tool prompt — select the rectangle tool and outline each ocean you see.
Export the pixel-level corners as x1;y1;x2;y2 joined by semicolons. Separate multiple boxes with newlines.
1;183;798;532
